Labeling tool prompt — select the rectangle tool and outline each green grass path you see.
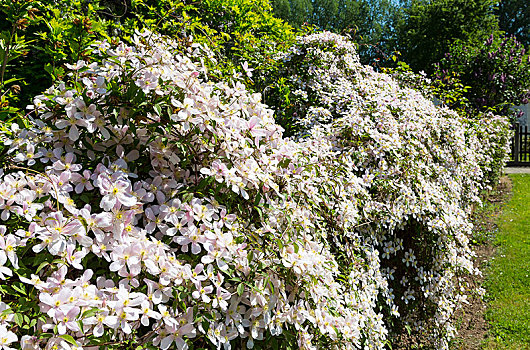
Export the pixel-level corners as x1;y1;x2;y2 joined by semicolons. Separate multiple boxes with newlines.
485;174;530;349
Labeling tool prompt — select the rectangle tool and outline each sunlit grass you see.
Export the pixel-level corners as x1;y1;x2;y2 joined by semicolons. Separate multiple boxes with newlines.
484;174;530;349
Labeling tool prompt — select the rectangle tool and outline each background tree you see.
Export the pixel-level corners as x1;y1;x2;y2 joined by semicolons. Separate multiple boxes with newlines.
497;0;530;47
433;34;530;118
310;0;339;30
271;0;292;20
271;0;399;64
395;0;499;73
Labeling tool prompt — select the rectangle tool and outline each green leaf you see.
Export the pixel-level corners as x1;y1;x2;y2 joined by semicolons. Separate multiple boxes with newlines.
12;283;25;295
237;283;245;296
36;261;49;273
153;103;162;116
80;307;99;319
14;313;23;327
59;335;78;346
247;250;254;264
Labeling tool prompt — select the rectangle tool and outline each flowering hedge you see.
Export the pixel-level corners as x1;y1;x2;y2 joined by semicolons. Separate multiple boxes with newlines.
276;32;511;346
0;30;509;350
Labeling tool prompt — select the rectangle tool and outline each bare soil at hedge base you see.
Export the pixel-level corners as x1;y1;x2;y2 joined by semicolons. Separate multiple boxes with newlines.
450;176;512;350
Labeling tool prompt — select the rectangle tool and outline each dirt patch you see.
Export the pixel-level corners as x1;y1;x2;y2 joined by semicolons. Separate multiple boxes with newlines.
450;176;512;350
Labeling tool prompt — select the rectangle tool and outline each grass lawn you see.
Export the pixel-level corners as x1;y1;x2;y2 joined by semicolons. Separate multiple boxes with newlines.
484;174;530;349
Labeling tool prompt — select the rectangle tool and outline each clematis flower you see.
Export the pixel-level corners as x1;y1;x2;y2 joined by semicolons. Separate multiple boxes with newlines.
97;174;137;210
0;234;20;269
0;325;17;350
0;254;12;280
52;306;81;334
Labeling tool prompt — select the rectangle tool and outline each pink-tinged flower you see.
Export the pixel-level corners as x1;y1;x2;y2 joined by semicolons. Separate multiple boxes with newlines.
227;173;249;200
0;254;12;280
157;305;177;328
49;170;73;193
39;288;74;314
144;279;169;305
118;268;140;288
175;225;205;254
106;306;141;335
55;105;87;141
83;76;107;95
69;222;92;247
74;98;99;121
191;281;213;303
0;196;15;221
15;189;43;221
139;300;162;326
247;116;268;137
14;144;40;166
0;324;17;350
189;264;207;284
159;198;182;226
170;97;200;131
97;174;137;210
84;312;113;337
20;335;39;350
200;160;229;183
0;235;20;269
65;245;87;269
158;259;177;286
52;152;82;172
241;61;253;78
115;144;140;162
37;147;55;164
145;206;166;233
192;203;215;223
136;71;158;94
160;321;196;350
201;245;230;271
93;116;110;139
109;244;141;275
212;287;231;311
79;208;112;238
37;213;73;255
65;60;85;70
112;286;145;311
51;306;81;334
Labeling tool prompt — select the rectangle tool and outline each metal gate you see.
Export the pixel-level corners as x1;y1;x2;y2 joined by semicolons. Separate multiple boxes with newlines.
508;123;530;166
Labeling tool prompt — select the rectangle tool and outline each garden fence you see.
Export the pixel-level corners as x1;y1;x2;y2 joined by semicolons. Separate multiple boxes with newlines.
509;123;530;166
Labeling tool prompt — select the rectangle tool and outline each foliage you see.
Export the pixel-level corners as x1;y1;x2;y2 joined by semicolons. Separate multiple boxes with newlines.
395;0;500;73
0;0;40;120
0;0;297;117
433;34;530;119
0;0;119;115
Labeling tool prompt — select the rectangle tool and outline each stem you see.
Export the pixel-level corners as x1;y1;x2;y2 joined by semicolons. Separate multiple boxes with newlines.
9;165;62;212
0;24;17;90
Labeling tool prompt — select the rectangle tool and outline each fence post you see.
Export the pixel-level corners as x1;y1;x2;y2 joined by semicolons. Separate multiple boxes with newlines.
513;123;521;163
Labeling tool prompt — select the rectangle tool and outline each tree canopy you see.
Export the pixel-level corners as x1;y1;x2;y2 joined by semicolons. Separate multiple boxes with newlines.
497;0;530;47
395;0;499;73
271;0;399;63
